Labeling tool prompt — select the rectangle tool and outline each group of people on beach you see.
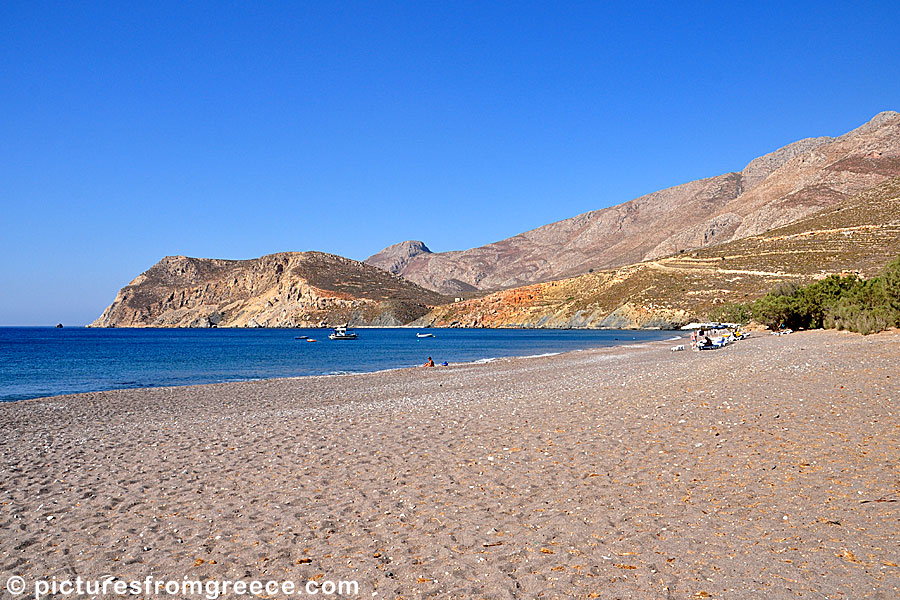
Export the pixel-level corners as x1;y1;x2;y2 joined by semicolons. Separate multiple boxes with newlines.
422;357;448;367
689;325;749;351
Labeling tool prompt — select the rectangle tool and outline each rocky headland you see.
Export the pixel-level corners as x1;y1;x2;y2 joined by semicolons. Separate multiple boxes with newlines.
89;252;448;328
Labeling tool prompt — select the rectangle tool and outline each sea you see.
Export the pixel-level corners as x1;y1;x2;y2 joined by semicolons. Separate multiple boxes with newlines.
0;327;680;402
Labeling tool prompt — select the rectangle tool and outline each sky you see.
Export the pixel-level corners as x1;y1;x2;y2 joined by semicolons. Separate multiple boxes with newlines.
2;1;899;325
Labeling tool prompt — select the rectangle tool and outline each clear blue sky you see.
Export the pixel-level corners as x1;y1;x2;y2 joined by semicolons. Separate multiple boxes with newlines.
2;1;898;325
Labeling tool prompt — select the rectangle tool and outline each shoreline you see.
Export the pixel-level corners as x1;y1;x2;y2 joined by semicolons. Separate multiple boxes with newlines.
1;329;683;404
1;329;897;598
4;324;687;330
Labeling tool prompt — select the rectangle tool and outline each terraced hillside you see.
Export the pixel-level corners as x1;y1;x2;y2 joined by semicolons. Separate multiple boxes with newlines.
415;177;900;329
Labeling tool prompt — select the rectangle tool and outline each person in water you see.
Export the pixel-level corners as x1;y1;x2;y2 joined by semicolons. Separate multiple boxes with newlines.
423;357;435;368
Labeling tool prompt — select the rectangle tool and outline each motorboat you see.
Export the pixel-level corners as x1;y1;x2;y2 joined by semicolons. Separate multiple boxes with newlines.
416;332;435;338
328;326;358;340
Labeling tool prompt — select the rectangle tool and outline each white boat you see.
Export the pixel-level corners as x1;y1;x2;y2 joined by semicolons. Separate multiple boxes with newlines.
416;332;435;338
328;326;358;340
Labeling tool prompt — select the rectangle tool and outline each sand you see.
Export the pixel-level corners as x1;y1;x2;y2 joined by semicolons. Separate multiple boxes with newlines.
1;329;898;599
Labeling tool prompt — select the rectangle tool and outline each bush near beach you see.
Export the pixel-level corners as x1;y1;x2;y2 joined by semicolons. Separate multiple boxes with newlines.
711;255;900;334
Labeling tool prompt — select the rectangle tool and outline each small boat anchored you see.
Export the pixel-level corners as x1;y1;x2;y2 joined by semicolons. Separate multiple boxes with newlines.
328;326;358;340
416;332;435;338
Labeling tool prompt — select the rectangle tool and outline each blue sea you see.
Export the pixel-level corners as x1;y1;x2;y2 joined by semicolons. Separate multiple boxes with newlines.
0;327;678;402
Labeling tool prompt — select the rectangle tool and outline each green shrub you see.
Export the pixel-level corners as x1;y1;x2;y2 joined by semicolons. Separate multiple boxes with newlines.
792;274;861;329
824;276;900;334
709;302;753;324
707;255;900;334
752;293;799;329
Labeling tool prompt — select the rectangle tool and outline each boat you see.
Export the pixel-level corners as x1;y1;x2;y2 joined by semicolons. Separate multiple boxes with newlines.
416;332;435;338
328;326;358;340
295;335;308;340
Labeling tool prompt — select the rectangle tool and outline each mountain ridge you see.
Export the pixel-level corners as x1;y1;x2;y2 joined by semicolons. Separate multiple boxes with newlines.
366;111;900;294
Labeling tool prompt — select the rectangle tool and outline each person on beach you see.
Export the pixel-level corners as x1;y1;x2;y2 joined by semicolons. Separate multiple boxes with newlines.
423;357;435;368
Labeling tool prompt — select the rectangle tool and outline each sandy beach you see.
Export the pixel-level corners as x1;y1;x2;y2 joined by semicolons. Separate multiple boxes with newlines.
1;329;898;599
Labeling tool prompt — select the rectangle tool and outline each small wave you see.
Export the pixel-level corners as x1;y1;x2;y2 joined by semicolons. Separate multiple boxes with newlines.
470;357;498;364
367;365;416;375
116;381;155;388
313;366;405;379
666;336;684;341
518;352;561;359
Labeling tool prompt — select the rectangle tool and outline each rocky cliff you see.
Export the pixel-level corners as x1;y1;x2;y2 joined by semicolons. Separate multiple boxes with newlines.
369;111;900;294
90;252;448;328
414;177;900;329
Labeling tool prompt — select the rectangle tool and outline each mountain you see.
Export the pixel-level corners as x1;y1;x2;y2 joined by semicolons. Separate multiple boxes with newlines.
364;240;435;282
367;111;900;294
89;252;448;328
414;177;900;329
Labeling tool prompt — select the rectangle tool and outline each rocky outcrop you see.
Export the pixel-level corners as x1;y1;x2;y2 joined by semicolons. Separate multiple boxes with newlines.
373;111;900;294
89;252;448;328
